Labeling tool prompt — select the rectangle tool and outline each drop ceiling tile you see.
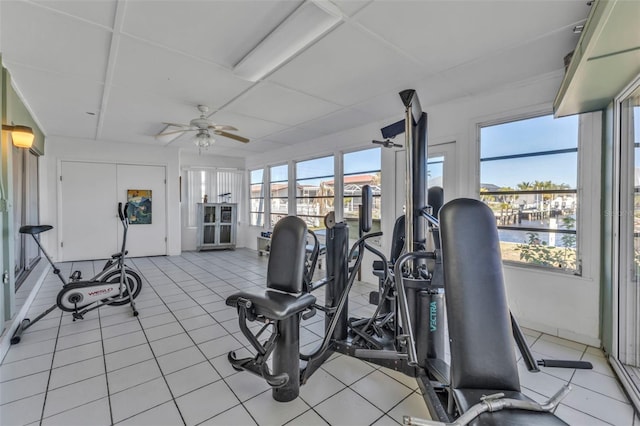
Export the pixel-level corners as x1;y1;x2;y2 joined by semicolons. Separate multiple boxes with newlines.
302;107;377;135
332;0;372;17
111;36;252;108
0;1;111;81
121;0;302;69
226;82;342;126
351;90;409;123
31;0;117;28
207;111;287;140
6;63;103;139
446;30;576;97
354;1;590;73
263;125;327;146
99;87;191;144
267;24;422;106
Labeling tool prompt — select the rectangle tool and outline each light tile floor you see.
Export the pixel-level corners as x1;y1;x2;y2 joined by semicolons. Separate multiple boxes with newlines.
1;249;638;425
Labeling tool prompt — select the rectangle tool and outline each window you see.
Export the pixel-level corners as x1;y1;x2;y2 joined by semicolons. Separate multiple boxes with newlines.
13;146;40;289
249;169;264;226
269;164;288;227
296;156;334;229
479;114;579;272
343;148;381;236
186;168;242;227
428;156;444;189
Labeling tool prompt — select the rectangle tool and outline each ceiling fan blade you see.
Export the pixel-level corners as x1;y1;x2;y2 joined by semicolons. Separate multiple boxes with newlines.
156;128;199;137
215;131;250;143
209;124;238;131
162;122;190;128
156;129;186;137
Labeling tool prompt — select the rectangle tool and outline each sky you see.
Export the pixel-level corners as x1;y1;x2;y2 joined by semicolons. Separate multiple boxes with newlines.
480;114;579;188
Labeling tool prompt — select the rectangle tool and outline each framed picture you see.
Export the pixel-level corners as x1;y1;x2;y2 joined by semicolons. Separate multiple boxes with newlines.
127;189;152;224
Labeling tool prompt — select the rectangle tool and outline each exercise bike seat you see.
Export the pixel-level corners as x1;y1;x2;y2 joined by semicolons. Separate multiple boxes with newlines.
20;225;53;235
452;389;568;426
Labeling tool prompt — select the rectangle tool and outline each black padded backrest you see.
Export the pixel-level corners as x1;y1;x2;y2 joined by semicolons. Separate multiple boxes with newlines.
267;216;308;294
428;186;444;217
439;198;520;392
390;215;405;264
360;185;373;233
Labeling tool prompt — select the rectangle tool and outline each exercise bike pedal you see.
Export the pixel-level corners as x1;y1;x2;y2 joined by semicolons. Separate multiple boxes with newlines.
72;312;85;321
69;270;82;281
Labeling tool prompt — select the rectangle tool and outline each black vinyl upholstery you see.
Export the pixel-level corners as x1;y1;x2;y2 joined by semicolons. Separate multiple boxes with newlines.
390;215;406;264
226;290;315;321
226;215;315;319
428;186;444;217
439;198;520;391
439;198;566;425
20;225;53;235
267;216;308;294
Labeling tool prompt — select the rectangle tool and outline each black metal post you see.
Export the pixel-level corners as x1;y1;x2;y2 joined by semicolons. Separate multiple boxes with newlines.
272;315;302;402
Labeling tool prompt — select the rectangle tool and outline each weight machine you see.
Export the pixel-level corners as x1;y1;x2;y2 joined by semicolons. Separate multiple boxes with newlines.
226;90;590;425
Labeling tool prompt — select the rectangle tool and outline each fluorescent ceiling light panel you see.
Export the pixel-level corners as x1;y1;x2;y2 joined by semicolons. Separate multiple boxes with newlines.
234;0;343;82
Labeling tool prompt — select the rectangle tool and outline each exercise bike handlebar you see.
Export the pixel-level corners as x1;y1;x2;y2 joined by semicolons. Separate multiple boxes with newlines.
403;384;571;426
118;202;130;222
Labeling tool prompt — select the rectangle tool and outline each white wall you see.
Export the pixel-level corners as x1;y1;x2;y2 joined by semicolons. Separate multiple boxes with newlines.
245;70;602;345
41;137;183;259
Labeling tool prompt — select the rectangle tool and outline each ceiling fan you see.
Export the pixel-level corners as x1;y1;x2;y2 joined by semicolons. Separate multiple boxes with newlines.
372;139;402;148
155;105;250;145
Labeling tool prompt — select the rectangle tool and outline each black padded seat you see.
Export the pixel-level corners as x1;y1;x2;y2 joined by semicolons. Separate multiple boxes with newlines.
440;199;569;425
20;225;53;235
452;389;568;426
226;290;316;321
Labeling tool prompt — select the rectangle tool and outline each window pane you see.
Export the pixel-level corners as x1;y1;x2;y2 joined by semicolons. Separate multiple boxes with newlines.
250;169;263;184
480;114;579;272
249;168;264;226
296;156;334;180
296;156;334;228
481;153;577;189
344;148;381;174
428;156;444;188
481;115;578;158
270;164;288;198
343;148;381;238
270;164;287;182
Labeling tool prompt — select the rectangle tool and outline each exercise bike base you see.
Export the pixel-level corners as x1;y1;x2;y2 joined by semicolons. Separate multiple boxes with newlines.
10;319;31;344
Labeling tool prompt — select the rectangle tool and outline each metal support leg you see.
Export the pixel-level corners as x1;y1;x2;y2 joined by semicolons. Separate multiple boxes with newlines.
272;314;301;402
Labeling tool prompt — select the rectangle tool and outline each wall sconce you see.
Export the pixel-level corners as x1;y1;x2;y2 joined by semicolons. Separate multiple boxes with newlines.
2;124;35;148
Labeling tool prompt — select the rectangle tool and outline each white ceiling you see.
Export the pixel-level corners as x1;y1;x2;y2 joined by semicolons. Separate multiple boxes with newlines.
0;0;591;158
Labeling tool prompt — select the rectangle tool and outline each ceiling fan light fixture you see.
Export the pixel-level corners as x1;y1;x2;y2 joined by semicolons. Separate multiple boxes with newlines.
194;130;214;154
233;0;342;82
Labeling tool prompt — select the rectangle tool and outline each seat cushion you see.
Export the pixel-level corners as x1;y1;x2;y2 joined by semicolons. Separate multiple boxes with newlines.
453;389;568;426
226;289;316;321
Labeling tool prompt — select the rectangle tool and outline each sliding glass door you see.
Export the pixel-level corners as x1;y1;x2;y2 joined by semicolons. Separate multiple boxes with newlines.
615;77;640;409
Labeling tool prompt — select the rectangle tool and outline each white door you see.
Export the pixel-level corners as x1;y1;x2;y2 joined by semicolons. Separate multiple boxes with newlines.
60;161;118;261
116;164;167;257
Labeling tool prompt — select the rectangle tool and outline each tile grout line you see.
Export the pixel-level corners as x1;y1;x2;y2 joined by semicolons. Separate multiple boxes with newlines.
141;255;264;426
98;304;115;426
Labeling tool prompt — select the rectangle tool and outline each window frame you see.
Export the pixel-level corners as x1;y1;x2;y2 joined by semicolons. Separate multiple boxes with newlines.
478;112;581;274
249;168;265;227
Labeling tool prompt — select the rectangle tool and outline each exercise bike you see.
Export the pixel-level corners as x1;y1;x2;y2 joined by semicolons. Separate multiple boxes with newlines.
11;202;142;344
